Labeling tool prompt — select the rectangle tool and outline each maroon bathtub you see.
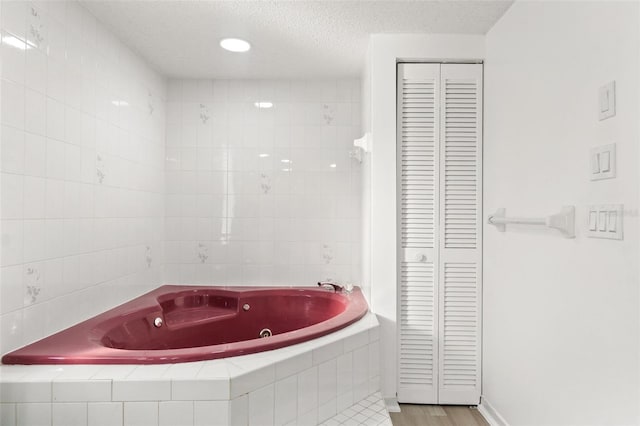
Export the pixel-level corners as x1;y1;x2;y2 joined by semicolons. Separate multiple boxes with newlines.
2;285;368;365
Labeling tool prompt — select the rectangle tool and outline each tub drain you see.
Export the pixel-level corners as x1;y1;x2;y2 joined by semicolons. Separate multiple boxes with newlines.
259;328;272;338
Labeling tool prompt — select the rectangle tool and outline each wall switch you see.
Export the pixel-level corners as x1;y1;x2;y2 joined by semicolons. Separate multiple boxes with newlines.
598;212;607;231
599;81;616;120
600;151;610;172
607;211;617;232
590;143;616;181
587;204;623;240
591;153;601;174
588;211;597;231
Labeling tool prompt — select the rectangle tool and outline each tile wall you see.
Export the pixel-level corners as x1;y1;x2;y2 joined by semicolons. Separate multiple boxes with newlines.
0;1;166;355
0;2;366;357
164;79;362;288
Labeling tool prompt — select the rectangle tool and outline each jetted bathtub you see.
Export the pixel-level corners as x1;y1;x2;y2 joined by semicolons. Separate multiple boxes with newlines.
2;285;368;364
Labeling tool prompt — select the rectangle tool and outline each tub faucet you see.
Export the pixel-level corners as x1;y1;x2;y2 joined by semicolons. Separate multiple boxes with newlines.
318;282;344;293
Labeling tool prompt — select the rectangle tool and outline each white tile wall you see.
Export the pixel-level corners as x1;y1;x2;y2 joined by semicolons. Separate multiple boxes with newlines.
318;359;337;407
229;394;248;426
274;375;297;426
193;400;228;426
159;401;194;426
88;402;123;426
1;2;365;358
163;79;361;287
0;1;166;355
0;2;375;425
16;402;50;426
52;380;111;402
52;402;86;426
297;366;318;418
124;402;158;426
248;383;274;426
113;379;172;402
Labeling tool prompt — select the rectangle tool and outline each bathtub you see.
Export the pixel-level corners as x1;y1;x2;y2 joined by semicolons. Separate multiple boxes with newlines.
0;311;381;425
2;285;369;365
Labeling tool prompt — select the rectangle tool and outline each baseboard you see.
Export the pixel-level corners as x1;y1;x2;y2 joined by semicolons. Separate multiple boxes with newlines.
478;397;509;426
384;397;400;412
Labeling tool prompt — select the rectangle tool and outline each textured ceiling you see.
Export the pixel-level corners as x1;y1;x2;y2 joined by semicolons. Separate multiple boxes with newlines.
81;0;513;79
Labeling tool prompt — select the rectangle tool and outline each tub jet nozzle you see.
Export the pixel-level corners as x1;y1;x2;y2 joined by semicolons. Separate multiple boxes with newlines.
259;328;272;338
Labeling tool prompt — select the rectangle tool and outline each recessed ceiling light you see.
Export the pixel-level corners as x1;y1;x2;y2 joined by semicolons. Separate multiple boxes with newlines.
254;101;273;109
329;164;337;168
281;159;291;164
220;38;251;53
259;153;270;158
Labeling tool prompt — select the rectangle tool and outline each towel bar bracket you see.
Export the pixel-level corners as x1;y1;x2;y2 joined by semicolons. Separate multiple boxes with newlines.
487;206;575;238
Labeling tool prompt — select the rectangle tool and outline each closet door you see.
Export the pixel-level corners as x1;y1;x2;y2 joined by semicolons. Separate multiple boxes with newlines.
437;63;482;405
396;63;440;404
397;63;482;405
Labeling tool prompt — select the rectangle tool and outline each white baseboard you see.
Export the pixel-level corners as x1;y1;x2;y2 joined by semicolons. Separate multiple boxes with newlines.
384;397;400;412
478;397;509;426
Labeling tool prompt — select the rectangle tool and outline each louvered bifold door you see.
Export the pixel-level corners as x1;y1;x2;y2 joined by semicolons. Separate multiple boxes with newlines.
437;64;483;405
397;63;440;404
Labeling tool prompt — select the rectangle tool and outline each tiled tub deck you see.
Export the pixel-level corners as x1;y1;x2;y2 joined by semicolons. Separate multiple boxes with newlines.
0;313;381;426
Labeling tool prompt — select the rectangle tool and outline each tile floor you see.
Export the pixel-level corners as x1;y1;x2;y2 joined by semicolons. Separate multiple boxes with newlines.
320;392;392;426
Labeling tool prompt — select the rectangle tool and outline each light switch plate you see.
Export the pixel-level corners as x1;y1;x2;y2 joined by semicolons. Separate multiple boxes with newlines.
599;81;616;120
590;143;616;181
587;204;623;240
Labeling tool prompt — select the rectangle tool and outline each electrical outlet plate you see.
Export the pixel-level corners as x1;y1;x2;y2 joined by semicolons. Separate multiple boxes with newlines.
587;204;623;240
590;143;616;181
599;81;616;120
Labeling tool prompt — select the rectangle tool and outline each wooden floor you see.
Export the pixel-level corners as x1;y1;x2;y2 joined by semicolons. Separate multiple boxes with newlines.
390;404;489;426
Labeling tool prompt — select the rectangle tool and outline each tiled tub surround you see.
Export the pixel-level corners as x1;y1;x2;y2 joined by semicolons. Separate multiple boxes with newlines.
0;1;166;356
0;313;380;426
164;79;362;289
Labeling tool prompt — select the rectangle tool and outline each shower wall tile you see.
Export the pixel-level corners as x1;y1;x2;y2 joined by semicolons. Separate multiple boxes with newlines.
123;402;158;426
87;402;123;426
164;79;362;287
194;400;228;426
248;383;275;426
159;401;194;426
16;402;51;426
51;402;86;426
0;1;166;356
274;375;297;426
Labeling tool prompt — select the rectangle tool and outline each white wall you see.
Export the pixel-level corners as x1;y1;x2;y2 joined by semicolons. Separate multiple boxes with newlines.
163;79;362;289
483;2;639;424
0;1;166;355
363;34;485;399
